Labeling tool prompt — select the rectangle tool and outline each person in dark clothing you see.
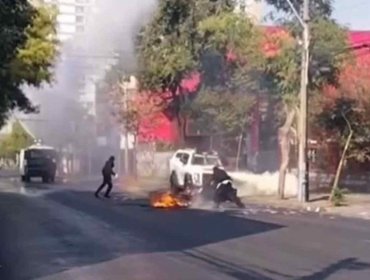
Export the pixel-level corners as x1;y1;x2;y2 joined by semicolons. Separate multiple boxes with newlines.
211;166;245;209
212;166;232;183
95;156;116;198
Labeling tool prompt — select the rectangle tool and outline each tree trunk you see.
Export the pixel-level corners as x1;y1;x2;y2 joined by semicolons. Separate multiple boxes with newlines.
171;86;187;148
235;133;243;171
278;108;295;199
175;113;186;147
132;134;138;179
329;129;353;202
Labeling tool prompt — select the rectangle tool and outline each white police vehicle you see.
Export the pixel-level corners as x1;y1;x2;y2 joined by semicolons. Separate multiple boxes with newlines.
169;149;222;192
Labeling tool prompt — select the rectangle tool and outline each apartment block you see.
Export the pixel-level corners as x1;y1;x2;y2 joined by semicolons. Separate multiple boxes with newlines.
43;0;95;41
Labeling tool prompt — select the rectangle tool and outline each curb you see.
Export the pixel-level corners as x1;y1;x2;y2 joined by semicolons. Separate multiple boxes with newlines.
304;206;326;213
243;199;370;220
242;197;328;215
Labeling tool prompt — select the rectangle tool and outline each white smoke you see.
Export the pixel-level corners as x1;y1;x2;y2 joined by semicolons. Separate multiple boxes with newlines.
230;171;298;197
24;0;157;150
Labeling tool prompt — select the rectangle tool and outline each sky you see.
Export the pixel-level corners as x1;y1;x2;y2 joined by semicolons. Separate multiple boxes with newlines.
332;0;370;30
262;0;370;31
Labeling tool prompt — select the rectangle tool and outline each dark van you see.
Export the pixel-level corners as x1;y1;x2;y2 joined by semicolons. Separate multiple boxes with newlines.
19;145;58;183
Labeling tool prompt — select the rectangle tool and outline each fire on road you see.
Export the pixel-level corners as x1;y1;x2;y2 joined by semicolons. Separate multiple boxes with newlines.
149;190;190;208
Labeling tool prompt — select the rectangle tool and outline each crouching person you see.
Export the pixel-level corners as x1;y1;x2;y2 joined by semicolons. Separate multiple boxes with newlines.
212;166;245;209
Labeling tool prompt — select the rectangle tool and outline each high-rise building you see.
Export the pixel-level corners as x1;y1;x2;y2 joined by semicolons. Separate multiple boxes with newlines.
235;0;263;23
43;0;95;42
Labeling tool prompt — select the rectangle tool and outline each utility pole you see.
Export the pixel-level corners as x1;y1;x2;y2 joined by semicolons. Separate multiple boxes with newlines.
297;0;310;202
122;78;130;176
285;0;310;202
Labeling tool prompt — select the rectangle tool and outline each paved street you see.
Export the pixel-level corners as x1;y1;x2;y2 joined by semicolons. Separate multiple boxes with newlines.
1;178;370;280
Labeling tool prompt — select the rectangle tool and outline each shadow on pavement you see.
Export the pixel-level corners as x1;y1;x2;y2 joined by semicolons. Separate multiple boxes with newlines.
23;183;52;191
183;249;284;280
298;258;370;280
0;190;284;280
48;190;284;248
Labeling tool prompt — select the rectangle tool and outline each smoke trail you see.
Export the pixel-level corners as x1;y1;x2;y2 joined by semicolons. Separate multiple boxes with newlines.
23;0;157;152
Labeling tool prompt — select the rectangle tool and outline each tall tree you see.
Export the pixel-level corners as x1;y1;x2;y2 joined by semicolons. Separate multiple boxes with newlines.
109;80;162;142
0;1;58;127
190;88;254;136
188;10;263;166
262;1;349;198
0;120;34;159
314;50;370;204
136;0;264;146
136;0;238;145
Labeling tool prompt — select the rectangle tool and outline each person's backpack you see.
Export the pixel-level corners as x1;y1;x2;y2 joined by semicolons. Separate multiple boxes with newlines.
102;161;113;176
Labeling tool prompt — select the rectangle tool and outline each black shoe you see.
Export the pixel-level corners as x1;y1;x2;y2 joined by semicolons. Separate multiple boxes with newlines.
94;192;100;198
104;195;111;198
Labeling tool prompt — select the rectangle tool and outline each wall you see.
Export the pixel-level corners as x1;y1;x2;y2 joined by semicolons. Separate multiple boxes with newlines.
136;145;173;178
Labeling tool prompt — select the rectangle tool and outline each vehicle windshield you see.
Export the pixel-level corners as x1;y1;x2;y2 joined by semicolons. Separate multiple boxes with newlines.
25;149;57;160
192;155;220;165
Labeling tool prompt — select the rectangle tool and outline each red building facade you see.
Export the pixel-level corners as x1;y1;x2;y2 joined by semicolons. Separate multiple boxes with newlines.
137;28;370;159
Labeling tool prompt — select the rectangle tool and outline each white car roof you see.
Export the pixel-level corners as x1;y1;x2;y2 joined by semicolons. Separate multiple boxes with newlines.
175;148;196;153
27;144;56;150
175;149;219;156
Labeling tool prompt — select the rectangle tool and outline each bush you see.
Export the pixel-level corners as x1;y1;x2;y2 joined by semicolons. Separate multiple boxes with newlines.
330;187;347;206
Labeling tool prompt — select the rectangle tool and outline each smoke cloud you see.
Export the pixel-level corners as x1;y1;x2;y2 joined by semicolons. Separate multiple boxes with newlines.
22;0;157;171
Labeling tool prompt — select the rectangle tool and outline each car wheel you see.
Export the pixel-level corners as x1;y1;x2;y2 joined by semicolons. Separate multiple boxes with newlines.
170;173;181;194
23;175;30;183
184;174;192;188
170;172;177;186
42;176;49;183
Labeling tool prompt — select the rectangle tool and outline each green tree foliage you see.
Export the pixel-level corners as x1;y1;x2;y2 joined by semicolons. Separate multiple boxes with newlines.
314;60;370;202
314;49;370;162
261;1;349;198
190;10;262;139
198;10;263;85
191;88;254;135
0;1;58;127
136;0;242;144
316;98;354;204
137;0;261;144
263;19;348;107
0;120;34;159
98;58;158;140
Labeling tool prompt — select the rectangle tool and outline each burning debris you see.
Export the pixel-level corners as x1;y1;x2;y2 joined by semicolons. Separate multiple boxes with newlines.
149;190;190;208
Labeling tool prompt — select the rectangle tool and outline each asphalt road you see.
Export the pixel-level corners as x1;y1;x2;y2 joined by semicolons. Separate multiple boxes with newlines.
1;178;370;280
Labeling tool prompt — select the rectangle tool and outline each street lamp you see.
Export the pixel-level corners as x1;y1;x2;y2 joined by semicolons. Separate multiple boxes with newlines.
285;0;310;202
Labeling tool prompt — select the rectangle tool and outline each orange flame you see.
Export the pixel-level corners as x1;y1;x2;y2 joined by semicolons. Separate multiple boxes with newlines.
149;191;189;208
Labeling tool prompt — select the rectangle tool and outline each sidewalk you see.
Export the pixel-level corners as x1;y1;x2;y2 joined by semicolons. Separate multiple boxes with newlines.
122;177;370;221
94;174;370;221
244;193;370;220
0;169;18;179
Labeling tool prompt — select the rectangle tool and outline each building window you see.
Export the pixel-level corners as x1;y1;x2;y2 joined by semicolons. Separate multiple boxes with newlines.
76;25;84;32
76;15;84;23
76;6;85;13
